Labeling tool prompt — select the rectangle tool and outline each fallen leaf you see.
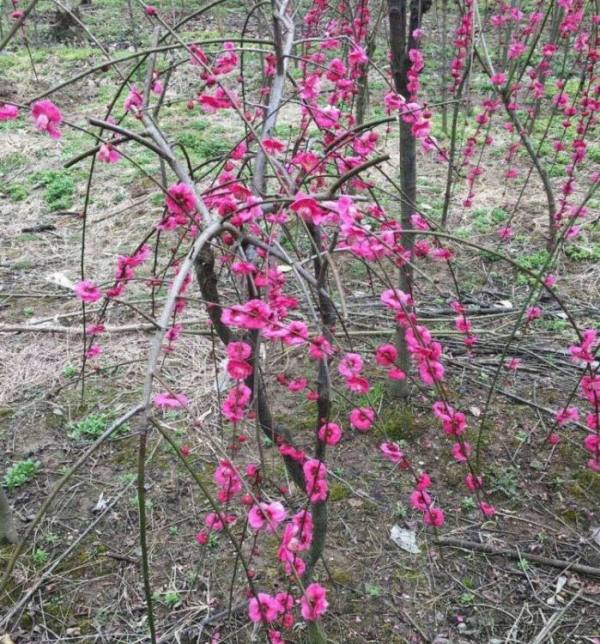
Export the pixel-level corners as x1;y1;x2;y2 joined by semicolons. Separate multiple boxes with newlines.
390;525;420;554
46;272;74;290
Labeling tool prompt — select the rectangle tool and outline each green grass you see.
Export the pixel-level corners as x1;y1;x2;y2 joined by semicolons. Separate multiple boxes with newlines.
0;152;28;177
53;46;97;62
0;50;46;75
6;184;28;201
470;207;508;233
4;459;41;490
62;363;78;379
564;242;600;263
176;126;233;161
33;548;49;567
67;413;129;440
31;169;76;212
516;248;551;273
547;164;566;178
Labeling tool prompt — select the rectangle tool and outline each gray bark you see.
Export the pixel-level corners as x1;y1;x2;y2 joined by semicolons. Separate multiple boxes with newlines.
387;0;432;398
0;485;18;545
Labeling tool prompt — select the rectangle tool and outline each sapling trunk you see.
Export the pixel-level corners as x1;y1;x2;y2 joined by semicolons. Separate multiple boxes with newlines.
387;0;432;399
440;0;448;134
0;485;18;545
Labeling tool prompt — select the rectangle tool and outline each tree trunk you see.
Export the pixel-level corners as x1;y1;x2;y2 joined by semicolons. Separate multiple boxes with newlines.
0;486;18;545
387;0;431;399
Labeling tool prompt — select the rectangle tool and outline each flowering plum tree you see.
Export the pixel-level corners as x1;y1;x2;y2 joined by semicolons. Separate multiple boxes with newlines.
0;0;598;641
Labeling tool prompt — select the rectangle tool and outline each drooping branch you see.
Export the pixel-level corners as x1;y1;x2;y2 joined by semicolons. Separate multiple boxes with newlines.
193;245;306;489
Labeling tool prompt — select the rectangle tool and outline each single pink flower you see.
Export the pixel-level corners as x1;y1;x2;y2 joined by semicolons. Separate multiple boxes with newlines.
124;86;143;112
423;506;444;527
74;280;102;303
388;368;406;380
31;100;62;139
338;352;363;377
248;501;287;533
0;103;19;121
416;472;431;490
98;143;120;164
166;182;197;216
451;441;472;463
288;378;308;392
555;406;579;426
344;375;370;394
479;502;496;518
349;407;374;431
410;489;432;511
195;530;208;544
375;343;397;367
505;357;521;370
300;583;328;621
282;321;309;346
226;359;253;380
583;433;600;454
290;194;326;224
268;630;284;644
379;442;409;467
491;72;507;86
262;138;285;154
248;593;281;623
303;458;327;482
85;345;102;359
226;341;252;361
308;335;333;360
381;288;412;311
153;392;189;409
465;473;483;491
318;422;342;446
306;475;328;503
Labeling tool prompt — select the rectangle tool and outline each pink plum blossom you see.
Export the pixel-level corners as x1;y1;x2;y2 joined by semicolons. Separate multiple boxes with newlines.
349;407;374;431
0;103;18;121
166;182;197;216
300;583;328;621
248;593;281;623
31;100;62;139
74;280;102;303
248;501;287;533
318;422;342;445
153;392;189;409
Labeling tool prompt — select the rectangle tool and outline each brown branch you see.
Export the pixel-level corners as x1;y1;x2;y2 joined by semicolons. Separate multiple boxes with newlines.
87;118;168;161
435;537;600;578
